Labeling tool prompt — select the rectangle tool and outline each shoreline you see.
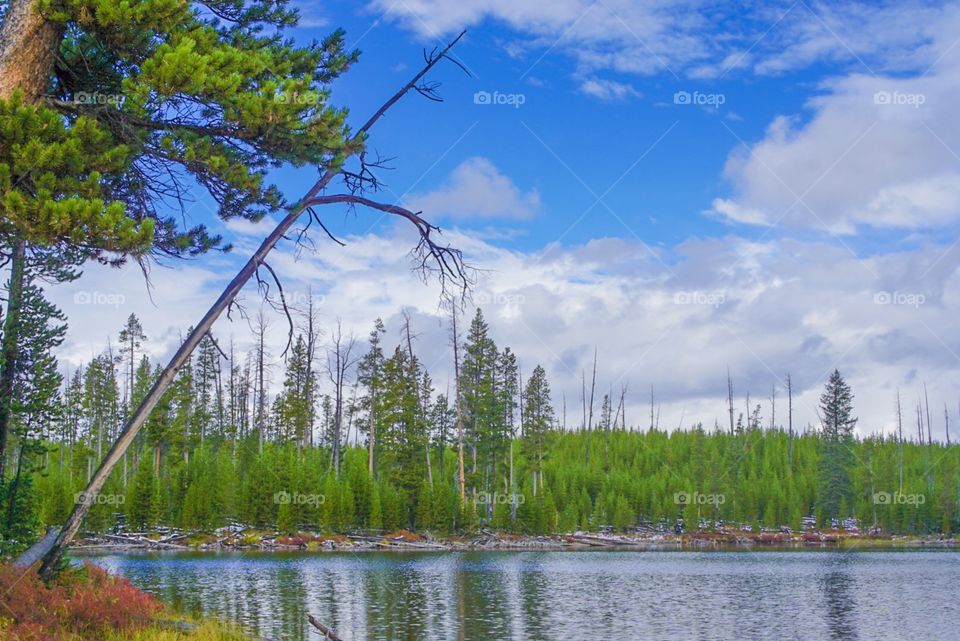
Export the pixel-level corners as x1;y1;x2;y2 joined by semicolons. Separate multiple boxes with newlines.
69;529;960;554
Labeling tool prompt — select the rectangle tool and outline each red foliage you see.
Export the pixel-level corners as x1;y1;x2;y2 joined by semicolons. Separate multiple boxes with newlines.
0;562;161;641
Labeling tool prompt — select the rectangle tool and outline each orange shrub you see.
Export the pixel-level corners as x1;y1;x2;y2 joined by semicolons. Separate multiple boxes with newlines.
0;562;161;641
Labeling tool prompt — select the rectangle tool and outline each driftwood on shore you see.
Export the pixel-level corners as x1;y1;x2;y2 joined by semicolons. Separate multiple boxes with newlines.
102;533;190;549
66;524;959;555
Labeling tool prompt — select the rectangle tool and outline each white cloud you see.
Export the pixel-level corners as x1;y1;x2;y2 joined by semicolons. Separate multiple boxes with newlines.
47;226;960;443
405;157;541;221
368;0;957;79
711;19;960;233
579;78;640;101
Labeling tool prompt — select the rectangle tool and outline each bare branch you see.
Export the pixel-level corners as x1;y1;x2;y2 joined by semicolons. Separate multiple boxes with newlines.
302;193;470;295
259;260;295;357
352;30;467;139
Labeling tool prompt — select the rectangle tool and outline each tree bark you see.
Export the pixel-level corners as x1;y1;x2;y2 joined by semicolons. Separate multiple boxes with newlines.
0;0;63;101
14;526;59;568
0;238;26;478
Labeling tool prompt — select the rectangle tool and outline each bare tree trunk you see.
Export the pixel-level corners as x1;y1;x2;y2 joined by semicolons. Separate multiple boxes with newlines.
451;306;465;501
769;383;776;430
896;389;903;493
327;320;355;477
649;385;654;431
787;373;793;472
0;0;63;101
581;373;587;432
727;368;735;435
945;403;951;447
621;385;627;430
0;239;25;478
255;311;268;455
587;348;597;431
581;371;588;462
367;382;376;476
924;384;934;489
37;31;467;579
561;392;566;431
304;290;320;449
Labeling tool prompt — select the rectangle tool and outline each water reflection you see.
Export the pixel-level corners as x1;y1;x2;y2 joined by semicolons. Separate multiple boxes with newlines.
820;555;858;641
83;550;960;641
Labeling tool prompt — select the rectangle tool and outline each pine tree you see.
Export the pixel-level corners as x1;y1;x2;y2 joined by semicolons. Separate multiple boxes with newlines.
117;314;146;414
0;237;80;477
1;0;359;259
523;365;555;493
357;318;387;477
276;335;313;445
817;370;857;524
461;308;499;501
194;333;224;442
83;353;120;463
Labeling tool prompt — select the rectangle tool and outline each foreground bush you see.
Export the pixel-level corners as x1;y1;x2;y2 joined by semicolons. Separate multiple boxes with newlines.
0;563;160;640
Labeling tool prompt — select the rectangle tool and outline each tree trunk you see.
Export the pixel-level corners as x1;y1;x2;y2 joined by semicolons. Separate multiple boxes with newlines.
0;238;26;478
0;0;63;101
451;308;465;501
39;201;320;580
787;374;793;472
368;384;376;476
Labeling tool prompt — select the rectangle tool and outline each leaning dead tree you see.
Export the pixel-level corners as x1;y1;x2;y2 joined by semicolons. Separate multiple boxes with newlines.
37;32;469;580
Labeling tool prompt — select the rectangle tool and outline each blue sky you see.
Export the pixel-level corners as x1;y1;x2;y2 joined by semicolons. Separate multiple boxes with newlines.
49;0;960;439
289;3;807;251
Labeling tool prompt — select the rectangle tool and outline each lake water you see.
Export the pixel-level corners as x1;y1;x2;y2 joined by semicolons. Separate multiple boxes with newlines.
83;549;960;641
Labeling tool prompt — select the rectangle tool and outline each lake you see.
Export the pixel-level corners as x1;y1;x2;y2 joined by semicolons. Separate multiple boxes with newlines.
83;549;960;641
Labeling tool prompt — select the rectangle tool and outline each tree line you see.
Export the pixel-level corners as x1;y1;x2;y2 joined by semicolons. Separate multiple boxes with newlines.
2;272;958;551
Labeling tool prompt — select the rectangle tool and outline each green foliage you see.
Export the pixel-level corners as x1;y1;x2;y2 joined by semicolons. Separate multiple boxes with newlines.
817;370;856;521
0;95;152;255
13;310;960;541
0;473;39;555
3;0;361;260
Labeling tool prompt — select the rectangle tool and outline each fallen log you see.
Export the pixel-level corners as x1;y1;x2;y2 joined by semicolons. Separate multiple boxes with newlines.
307;614;345;641
14;527;60;568
568;535;617;547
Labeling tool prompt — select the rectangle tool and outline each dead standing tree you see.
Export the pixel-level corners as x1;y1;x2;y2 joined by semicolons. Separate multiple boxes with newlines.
326;319;358;477
38;32;470;579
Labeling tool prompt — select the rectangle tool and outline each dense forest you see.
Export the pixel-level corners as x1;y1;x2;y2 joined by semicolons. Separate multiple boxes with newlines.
2;262;958;552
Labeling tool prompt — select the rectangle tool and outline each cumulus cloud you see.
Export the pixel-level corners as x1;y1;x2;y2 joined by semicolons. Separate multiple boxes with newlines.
47;225;960;443
368;0;956;79
405;157;541;221
710;10;960;234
